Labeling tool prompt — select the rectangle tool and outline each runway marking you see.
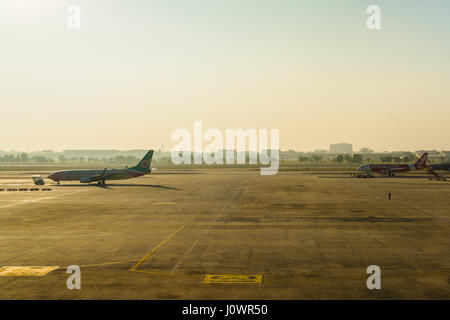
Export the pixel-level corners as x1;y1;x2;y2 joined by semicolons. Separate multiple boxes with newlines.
203;274;263;284
242;203;268;208
168;183;247;274
0;266;59;277
59;259;200;279
268;270;450;283
154;201;177;205
170;239;199;274
129;203;210;272
0;189;88;210
132;269;201;279
60;259;140;269
393;200;447;222
346;179;448;223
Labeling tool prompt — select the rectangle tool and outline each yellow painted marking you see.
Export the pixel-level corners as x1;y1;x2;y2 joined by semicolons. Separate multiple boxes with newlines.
154;201;177;205
65;259;140;269
129;203;210;272
0;266;59;277
203;274;263;284
132;269;201;279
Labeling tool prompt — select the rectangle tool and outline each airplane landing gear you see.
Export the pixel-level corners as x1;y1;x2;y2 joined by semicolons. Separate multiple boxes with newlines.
354;173;374;178
428;170;447;181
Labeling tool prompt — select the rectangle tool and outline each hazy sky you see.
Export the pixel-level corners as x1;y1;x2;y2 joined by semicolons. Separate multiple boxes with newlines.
1;0;449;152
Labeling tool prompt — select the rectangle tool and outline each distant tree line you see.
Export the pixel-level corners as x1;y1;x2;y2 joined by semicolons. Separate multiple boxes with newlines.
57;155;141;164
0;153;54;163
0;152;425;165
297;154;364;164
0;153;141;164
334;154;364;164
0;153;174;165
296;154;419;164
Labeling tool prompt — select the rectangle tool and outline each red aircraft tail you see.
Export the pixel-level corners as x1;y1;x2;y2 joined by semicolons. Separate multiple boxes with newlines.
415;153;428;169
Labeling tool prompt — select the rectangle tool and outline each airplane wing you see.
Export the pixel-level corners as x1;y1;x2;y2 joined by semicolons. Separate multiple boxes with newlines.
90;168;108;181
387;168;406;172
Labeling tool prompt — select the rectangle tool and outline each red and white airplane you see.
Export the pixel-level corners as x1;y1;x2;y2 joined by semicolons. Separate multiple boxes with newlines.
357;153;428;176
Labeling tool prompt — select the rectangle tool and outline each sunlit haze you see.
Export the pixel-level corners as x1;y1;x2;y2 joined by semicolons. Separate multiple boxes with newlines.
0;0;449;152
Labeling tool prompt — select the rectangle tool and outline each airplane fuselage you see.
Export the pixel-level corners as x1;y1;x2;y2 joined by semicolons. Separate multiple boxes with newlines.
45;150;154;184
429;163;450;171
48;168;147;183
357;163;417;174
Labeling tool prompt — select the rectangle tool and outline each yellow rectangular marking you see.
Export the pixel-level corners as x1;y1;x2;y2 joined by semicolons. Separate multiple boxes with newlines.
203;274;263;284
0;266;59;277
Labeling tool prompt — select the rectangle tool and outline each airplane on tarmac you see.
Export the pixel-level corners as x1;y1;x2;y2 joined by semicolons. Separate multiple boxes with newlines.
47;150;155;185
427;162;450;181
428;162;450;171
356;153;428;177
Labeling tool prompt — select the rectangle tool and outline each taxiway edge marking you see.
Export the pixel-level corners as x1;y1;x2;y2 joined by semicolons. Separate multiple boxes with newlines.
129;203;210;272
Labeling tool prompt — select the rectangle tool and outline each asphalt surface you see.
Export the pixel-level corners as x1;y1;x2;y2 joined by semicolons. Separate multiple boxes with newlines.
0;169;448;299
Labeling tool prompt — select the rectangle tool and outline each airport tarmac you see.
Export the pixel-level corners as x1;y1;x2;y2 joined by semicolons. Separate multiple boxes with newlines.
0;168;449;299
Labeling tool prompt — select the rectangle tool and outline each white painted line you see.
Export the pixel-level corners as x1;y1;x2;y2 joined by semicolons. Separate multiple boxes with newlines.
169;184;246;274
170;239;199;274
0;190;88;210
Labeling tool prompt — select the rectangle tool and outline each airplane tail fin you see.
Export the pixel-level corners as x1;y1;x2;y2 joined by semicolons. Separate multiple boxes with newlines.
129;150;154;173
415;153;428;168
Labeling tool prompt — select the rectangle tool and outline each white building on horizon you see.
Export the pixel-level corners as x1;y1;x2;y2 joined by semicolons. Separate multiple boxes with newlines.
329;143;353;154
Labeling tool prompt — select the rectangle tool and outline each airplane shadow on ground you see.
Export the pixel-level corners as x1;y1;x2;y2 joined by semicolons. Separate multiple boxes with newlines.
54;184;180;190
152;172;203;175
318;175;447;179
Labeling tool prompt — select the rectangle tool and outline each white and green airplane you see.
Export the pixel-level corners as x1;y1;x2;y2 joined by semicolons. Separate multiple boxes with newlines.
47;150;155;185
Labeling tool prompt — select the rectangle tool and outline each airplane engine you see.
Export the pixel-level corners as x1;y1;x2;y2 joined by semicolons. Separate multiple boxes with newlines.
80;177;91;183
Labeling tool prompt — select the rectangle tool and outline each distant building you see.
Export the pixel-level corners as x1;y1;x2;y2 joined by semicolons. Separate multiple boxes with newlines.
360;147;374;153
442;151;450;162
329;143;352;154
415;150;440;156
428;151;450;163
